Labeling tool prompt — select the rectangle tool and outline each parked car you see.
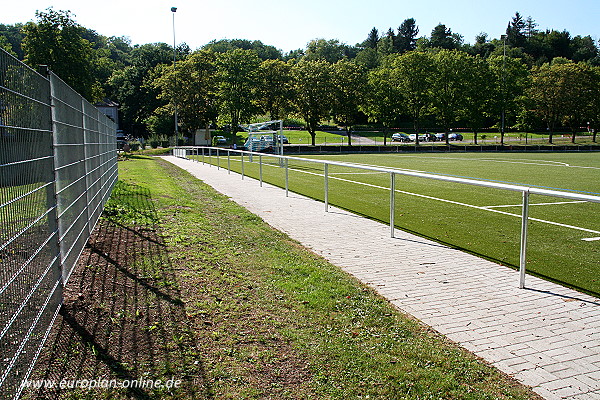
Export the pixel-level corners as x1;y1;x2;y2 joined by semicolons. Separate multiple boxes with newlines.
391;133;411;142
419;133;437;142
435;133;446;141
449;133;463;141
278;135;289;144
214;135;227;144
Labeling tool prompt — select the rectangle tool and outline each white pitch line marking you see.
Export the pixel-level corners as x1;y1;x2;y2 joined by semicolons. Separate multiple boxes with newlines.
582;237;600;242
485;200;588;209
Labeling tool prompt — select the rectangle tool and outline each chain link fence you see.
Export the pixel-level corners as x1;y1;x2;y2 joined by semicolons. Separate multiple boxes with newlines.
0;49;117;399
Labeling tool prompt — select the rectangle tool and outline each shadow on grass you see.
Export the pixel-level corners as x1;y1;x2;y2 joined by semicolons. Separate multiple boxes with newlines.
24;182;211;399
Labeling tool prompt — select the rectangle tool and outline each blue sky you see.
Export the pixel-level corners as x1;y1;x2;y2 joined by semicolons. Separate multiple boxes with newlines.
4;0;600;52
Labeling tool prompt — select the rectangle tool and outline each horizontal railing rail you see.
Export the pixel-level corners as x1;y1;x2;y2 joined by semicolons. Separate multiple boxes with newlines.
174;146;600;289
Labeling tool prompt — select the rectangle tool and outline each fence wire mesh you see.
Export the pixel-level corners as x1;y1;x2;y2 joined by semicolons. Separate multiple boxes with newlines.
0;48;117;399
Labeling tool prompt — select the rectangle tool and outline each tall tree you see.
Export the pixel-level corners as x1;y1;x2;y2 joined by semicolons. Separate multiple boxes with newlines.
361;66;404;145
216;49;261;144
506;12;526;48
331;60;367;146
392;51;434;145
395;18;419;53
525;16;538;41
106;42;174;136
22;8;98;100
151;50;220;134
488;55;529;144
528;63;564;144
365;27;379;49
460;56;495;144
290;60;332;146
430;24;457;50
430;50;470;144
256;59;293;120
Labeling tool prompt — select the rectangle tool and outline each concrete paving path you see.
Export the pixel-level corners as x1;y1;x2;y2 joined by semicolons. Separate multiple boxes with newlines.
163;155;600;400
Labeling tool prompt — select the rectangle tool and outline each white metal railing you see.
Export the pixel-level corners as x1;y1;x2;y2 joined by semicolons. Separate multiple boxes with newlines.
174;146;600;289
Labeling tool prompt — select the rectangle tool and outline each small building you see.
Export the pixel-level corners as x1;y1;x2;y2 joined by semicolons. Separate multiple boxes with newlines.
94;99;119;129
194;128;215;146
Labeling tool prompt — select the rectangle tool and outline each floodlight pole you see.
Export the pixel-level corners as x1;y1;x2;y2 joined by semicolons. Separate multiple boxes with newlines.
501;34;506;146
171;7;179;145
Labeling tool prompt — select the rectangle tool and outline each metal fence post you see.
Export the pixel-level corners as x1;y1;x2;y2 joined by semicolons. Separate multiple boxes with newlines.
217;148;220;170
324;163;329;212
259;154;263;187
390;172;395;238
519;189;530;289
227;150;231;173
285;158;289;197
208;148;211;167
202;147;205;164
241;153;245;180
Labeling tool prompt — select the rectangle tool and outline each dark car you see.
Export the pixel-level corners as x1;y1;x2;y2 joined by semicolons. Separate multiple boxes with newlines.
391;133;411;142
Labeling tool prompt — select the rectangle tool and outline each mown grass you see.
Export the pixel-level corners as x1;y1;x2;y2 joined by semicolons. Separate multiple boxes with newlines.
193;151;600;297
114;156;541;399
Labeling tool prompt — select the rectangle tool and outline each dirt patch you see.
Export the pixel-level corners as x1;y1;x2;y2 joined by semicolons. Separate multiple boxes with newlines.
23;188;208;399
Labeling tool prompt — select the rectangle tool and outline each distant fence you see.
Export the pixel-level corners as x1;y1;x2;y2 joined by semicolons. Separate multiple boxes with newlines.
0;49;117;399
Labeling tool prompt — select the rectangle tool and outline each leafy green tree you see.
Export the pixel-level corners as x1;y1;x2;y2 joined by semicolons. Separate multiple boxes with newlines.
217;49;261;144
392;51;434;144
588;67;600;143
430;50;470;144
0;23;25;59
152;50;220;134
290;60;332;146
460;56;495;144
256;59;293;120
354;47;380;70
0;35;17;57
106;42;175;136
22;8;99;100
554;62;595;143
528;63;564;144
361;66;404;145
331;60;367;146
488;55;529;144
304;39;357;63
203;39;281;60
395;18;419;53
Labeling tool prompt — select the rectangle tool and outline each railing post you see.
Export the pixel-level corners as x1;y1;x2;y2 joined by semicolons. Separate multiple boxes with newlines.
241;153;244;180
208;148;211;167
390;172;395;238
227;150;231;174
324;163;329;212
217;148;220;170
285;158;289;197
259;154;263;187
519;189;530;289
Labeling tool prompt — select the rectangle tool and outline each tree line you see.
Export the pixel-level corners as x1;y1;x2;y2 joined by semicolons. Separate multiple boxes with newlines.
2;9;599;144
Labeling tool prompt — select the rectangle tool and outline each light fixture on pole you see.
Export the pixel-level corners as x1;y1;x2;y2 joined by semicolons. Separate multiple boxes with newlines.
171;6;179;145
501;34;506;146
